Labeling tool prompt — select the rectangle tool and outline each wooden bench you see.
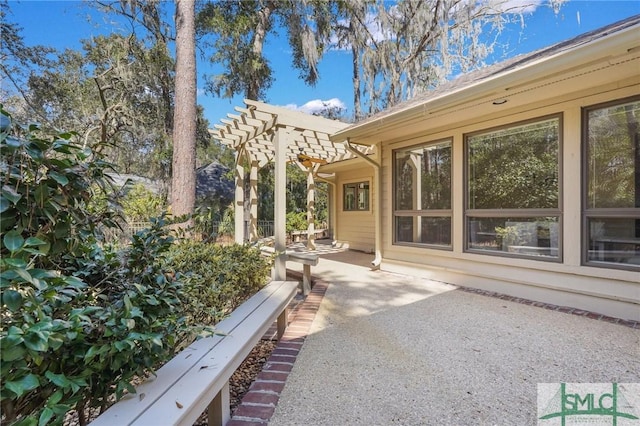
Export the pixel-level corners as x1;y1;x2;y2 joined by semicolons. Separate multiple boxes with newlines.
286;251;319;295
89;280;299;426
259;247;319;295
290;229;327;242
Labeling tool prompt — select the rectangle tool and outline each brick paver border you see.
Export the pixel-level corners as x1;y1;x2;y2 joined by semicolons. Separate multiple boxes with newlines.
227;278;328;425
457;286;639;329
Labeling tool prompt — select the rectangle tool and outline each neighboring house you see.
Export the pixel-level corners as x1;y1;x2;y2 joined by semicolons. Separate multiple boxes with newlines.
107;173;164;195
325;16;640;321
109;163;234;203
196;161;234;206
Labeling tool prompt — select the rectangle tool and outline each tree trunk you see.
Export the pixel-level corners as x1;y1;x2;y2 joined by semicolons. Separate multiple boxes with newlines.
351;25;362;121
248;1;275;100
171;0;197;222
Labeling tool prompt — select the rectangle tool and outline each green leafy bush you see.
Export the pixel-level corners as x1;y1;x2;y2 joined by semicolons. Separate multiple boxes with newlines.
0;109;272;425
120;183;165;223
164;241;272;346
286;211;308;234
191;205;233;242
0;111;184;425
217;205;235;237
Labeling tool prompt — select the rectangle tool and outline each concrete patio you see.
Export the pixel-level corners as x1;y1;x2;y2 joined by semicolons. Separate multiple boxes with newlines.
235;242;640;425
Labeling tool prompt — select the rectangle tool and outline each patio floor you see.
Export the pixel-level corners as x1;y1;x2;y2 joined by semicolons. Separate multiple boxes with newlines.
239;241;640;425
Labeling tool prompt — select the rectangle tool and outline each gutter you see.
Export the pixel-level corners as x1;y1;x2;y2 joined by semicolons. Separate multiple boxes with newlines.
344;139;382;269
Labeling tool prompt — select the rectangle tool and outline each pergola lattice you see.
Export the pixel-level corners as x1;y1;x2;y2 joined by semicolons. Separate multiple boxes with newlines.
211;99;355;166
209;99;369;281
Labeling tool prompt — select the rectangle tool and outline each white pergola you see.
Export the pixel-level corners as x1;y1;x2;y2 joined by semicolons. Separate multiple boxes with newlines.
210;99;364;280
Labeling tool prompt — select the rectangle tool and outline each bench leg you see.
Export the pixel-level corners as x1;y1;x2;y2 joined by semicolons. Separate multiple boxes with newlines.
277;307;288;339
302;264;311;295
208;380;230;426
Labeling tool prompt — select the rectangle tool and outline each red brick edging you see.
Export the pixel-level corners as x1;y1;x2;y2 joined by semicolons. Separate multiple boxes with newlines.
457;286;639;329
227;279;329;425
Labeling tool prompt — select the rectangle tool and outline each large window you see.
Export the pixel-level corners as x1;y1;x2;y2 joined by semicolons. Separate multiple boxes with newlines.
465;116;561;260
583;97;640;270
393;139;452;247
343;181;369;211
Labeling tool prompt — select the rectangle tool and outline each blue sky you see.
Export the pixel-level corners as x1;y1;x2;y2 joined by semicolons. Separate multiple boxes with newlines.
5;0;640;124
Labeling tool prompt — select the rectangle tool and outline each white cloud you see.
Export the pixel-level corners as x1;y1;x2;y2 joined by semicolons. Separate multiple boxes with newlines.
284;98;347;115
330;11;391;50
496;0;545;14
494;0;569;19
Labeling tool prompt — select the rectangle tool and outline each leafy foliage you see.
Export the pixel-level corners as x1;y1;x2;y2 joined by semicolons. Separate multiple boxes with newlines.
257;163;328;225
587;100;639;208
1;110;276;425
336;0;567;119
0;111;184;425
0;0;55;121
196;0;333;100
164;241;272;346
467;118;559;210
120;184;166;223
4;1;211;188
23;32;176;182
193;204;235;241
286;212;308;234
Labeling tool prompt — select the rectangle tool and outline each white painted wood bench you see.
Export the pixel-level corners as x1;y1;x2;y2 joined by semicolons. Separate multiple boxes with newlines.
259;246;319;295
89;280;299;426
290;228;327;242
286;251;319;295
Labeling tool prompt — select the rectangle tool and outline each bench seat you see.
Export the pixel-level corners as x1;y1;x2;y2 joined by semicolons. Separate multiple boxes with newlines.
260;247;319;295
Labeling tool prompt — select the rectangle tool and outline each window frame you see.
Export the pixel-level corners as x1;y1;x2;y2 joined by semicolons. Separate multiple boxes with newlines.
342;180;370;212
463;114;564;262
581;96;640;271
392;138;453;249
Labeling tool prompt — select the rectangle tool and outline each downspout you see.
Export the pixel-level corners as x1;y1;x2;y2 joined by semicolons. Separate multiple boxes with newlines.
345;139;382;269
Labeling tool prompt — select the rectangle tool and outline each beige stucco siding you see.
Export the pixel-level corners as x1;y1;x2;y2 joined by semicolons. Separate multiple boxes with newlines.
335;167;375;253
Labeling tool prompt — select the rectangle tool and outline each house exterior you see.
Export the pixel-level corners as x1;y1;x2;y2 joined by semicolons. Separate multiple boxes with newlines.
325;160;376;253
326;16;640;321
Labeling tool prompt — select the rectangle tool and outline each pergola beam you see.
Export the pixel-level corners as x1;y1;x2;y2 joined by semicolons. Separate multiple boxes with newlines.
211;100;363;266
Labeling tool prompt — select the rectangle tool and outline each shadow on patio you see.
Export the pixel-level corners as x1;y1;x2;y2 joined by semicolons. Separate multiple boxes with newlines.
270;243;640;425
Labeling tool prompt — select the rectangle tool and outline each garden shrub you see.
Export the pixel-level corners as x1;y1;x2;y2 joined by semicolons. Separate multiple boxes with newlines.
0;109;273;426
120;183;165;223
164;241;272;346
216;205;235;237
0;111;185;425
286;211;308;234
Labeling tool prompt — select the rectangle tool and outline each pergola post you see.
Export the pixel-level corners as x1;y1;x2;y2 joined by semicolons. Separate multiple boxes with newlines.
249;159;259;242
307;166;316;250
211;99;352;255
234;150;245;244
273;128;287;280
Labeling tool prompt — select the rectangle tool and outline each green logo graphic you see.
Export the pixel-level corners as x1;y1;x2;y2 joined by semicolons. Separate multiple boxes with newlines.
538;383;639;426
